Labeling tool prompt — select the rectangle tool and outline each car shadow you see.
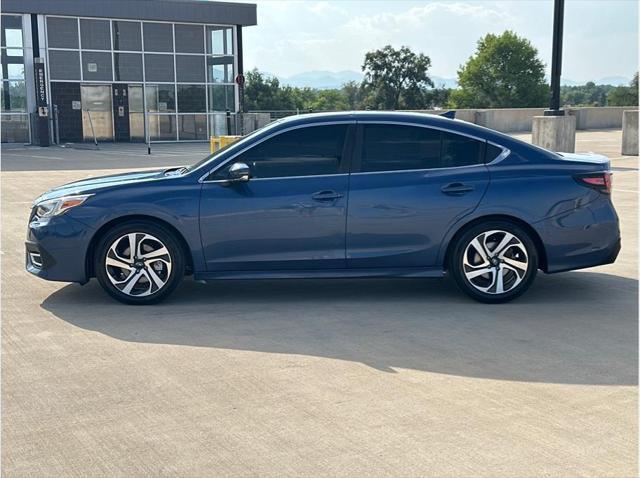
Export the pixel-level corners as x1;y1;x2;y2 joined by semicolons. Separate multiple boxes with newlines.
41;271;638;386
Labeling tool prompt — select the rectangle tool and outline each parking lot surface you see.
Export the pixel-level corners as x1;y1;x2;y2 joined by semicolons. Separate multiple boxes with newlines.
1;130;638;477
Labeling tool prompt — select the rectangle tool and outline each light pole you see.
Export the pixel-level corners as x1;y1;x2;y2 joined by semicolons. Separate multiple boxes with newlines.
532;0;575;152
545;0;565;115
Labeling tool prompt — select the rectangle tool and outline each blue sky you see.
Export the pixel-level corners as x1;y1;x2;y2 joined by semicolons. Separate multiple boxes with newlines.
237;0;638;82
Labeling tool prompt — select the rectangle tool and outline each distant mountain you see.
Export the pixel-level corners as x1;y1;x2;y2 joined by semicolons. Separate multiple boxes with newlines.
279;70;364;89
264;70;632;90
430;76;458;88
276;70;458;89
596;76;631;86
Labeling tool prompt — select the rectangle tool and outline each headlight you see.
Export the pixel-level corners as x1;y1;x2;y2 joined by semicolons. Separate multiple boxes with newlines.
33;194;92;219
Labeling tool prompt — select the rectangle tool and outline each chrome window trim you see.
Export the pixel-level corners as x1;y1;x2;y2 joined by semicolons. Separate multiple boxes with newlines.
486;142;511;166
356;119;487;142
198;120;355;183
198;119;511;183
203;173;349;184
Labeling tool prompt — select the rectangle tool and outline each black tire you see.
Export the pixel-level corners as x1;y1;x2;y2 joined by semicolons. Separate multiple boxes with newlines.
94;221;185;305
449;221;538;303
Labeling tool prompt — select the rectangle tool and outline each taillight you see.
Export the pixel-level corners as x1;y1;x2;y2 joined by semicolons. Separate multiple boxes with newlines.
575;172;612;194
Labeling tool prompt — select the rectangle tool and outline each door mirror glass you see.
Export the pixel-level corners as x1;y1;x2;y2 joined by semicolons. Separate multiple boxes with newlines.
227;162;251;182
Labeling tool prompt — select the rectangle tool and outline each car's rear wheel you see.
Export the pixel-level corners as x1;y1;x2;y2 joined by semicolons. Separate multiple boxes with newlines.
449;221;538;303
95;221;184;304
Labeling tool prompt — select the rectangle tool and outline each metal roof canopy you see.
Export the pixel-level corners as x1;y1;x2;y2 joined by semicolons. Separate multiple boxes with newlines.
2;0;257;26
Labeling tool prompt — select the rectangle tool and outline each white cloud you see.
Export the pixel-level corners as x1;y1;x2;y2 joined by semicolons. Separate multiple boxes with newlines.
240;0;638;82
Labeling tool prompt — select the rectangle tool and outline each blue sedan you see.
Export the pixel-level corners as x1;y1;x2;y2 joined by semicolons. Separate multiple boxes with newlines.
26;112;620;304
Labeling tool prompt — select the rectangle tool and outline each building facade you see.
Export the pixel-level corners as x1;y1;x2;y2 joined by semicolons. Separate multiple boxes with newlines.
1;0;257;144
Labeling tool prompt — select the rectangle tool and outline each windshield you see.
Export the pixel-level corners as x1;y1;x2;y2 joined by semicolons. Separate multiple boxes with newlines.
185;119;284;173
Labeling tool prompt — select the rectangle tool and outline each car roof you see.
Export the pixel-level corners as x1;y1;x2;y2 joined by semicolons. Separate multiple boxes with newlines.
275;111;555;160
277;111;505;141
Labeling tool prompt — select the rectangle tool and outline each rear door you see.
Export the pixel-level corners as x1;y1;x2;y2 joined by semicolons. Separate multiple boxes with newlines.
346;122;491;268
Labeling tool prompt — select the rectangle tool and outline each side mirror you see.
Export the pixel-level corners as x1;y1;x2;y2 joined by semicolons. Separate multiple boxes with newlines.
226;162;251;183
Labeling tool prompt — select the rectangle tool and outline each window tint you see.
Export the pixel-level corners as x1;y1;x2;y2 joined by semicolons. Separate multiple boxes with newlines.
81;51;113;81
175;24;204;53
114;53;143;81
361;125;485;172
213;125;348;180
440;132;484;168
361;125;441;172
80;19;111;50
112;21;142;51
144;54;174;82
485;143;504;162
47;17;78;49
143;23;173;52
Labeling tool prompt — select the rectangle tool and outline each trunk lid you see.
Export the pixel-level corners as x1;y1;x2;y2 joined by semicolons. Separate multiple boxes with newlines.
556;152;610;171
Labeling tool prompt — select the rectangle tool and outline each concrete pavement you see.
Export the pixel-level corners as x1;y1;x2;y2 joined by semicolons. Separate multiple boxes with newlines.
1;130;637;477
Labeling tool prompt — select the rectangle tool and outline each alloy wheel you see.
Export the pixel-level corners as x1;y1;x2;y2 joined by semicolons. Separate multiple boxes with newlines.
104;232;172;297
462;229;529;295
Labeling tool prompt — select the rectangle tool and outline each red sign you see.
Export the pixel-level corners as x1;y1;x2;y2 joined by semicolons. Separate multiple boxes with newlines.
235;74;245;87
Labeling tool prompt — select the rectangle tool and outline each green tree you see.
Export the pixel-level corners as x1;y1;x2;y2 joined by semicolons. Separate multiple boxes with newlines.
341;81;364;109
361;45;434;110
244;69;297;110
450;31;548;108
607;72;639;106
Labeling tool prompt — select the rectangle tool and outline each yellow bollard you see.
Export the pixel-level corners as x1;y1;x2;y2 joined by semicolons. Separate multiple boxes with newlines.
210;136;241;153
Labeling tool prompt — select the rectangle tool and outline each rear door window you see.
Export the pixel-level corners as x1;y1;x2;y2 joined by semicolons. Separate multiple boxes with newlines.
359;124;486;172
360;124;441;172
440;131;485;168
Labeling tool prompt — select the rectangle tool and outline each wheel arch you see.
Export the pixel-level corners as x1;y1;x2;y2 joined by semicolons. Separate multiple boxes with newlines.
442;214;548;272
86;215;195;279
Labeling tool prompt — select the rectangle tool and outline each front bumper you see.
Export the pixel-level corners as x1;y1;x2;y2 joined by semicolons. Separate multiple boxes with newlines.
25;213;93;283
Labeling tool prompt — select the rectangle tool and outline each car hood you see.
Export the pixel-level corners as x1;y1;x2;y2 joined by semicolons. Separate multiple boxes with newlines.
33;169;168;204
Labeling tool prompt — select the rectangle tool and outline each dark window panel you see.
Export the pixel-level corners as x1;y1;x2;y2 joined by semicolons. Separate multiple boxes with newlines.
46;17;78;49
1;80;27;112
114;53;143;81
485;143;503;163
143;22;173;52
145;84;175;112
81;51;113;81
176;55;205;83
1;15;23;48
112;21;142;51
48;50;81;80
213;125;347;179
441;132;484;167
144;54;174;82
177;84;206;112
178;114;207;140
207;56;234;83
80;19;111;50
175;24;204;53
361;125;442;172
208;84;235;111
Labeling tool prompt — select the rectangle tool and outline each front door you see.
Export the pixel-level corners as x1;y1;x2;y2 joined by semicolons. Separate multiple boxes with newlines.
199;123;353;271
112;84;130;142
346;123;491;268
81;85;113;142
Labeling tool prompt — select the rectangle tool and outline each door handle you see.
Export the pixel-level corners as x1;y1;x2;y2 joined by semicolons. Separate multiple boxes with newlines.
441;183;474;195
311;190;344;201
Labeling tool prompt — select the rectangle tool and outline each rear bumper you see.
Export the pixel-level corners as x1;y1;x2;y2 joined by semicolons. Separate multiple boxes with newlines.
534;196;621;273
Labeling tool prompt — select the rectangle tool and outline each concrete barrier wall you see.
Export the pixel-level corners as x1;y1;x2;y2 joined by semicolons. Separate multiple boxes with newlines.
566;107;631;130
411;106;636;133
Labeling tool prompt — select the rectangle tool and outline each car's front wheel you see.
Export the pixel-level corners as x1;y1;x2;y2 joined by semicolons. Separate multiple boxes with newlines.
449;221;538;303
95;221;184;304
